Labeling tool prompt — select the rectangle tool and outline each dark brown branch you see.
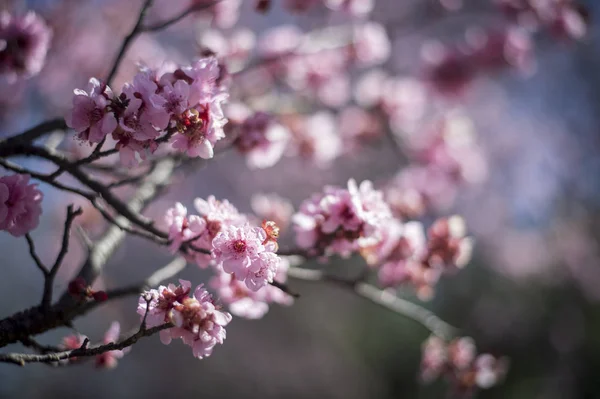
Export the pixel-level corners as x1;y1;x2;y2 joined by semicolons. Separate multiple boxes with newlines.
142;1;221;32
0;323;172;366
25;234;49;276
105;0;155;86
42;206;83;310
0;158;95;199
0;118;67;156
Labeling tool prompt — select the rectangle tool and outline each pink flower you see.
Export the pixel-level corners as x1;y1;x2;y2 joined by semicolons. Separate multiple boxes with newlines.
119;97;160;141
287;112;342;166
141;281;232;359
325;0;374;16
426;215;473;270
251;193;294;232
351;22;391;67
210;257;293;319
246;251;280;292
170;58;229;159
137;280;193;345
0;11;51;82
164;203;206;253
420;336;447;382
0;174;43;236
234;112;290;169
257;25;302;58
338;106;383;153
65;78;117;143
95;322;130;369
292;179;392;257
212;225;267;277
149;79;190;125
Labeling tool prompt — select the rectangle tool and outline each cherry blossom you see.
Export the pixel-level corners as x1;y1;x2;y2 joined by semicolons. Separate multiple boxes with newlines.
0;174;43;237
234;112;291;169
65;78;117;143
0;11;51;82
95;322;130;369
139;281;232;359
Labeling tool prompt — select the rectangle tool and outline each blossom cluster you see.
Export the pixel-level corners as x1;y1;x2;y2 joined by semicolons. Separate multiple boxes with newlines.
496;0;589;39
421;335;508;393
293;179;392;257
164;196;291;316
0;174;43;237
137;280;232;359
0;11;51;82
371;216;472;300
66;57;228;166
383;112;487;218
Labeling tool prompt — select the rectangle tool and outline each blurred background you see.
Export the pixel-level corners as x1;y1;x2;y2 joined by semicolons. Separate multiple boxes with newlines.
1;0;600;398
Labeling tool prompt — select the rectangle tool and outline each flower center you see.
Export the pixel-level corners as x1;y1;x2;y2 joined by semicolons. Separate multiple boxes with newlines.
232;239;247;253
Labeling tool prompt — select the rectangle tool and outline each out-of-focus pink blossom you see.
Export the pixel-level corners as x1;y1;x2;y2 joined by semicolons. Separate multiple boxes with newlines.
421;336;448;382
422;41;475;97
420;335;508;392
325;0;374;16
0;174;43;237
138;281;232;359
283;0;321;12
338;106;383;153
199;29;255;67
65;78;117;143
0;11;51;82
251;193;294;232
350;22;391;67
293;179;392;257
210;256;293;319
234;112;290;169
95;322;130;369
285;112;342;166
257;25;302;58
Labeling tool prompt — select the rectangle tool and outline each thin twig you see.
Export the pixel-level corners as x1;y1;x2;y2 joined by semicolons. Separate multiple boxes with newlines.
105;0;155;86
0;118;67;156
142;1;221;32
0;324;172;366
287;267;456;340
25;234;49;276
42;206;83;310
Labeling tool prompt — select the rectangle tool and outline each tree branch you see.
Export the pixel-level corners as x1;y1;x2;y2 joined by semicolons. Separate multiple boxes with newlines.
105;0;155;86
0;323;172;366
286;267;456;340
25;234;49;276
142;1;221;32
42;206;83;310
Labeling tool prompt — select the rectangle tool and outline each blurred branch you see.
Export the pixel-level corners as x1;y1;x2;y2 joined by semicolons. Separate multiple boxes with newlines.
287;267;456;340
142;1;221;32
105;0;155;86
0;118;67;156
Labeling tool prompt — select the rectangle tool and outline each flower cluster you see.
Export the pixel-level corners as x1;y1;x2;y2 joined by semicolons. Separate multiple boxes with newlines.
384;112;487;218
0;174;43;237
293;179;392;257
233;111;291;169
164;196;247;267
66;57;228;166
0;11;51;82
137;280;232;359
496;0;589;39
212;223;281;292
210;256;293;319
421;336;508;394
363;216;472;299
